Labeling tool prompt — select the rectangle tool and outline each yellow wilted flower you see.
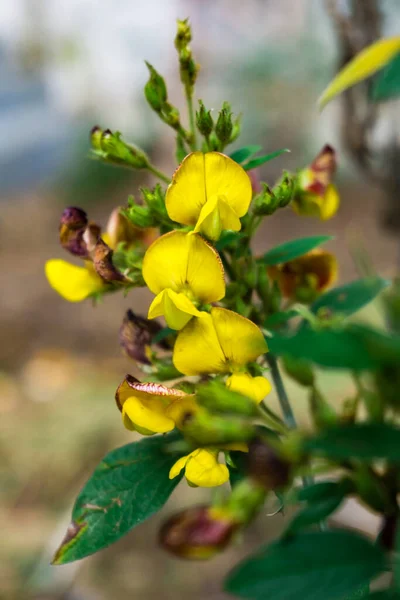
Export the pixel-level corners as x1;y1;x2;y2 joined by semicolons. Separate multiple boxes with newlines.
115;375;197;435
173;307;268;376
142;231;225;329
268;249;338;303
292;145;339;220
165;152;252;241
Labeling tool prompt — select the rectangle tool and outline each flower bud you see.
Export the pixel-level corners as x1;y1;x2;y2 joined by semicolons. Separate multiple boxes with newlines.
93;129;149;169
90;125;103;150
119;309;164;364
159;505;240;560
273;171;295;207
59;207;89;257
282;355;314;387
215;102;233;146
175;19;192;52
253;184;280;216
125;204;156;229
161;103;181;129
247;438;291;490
230;114;242;143
181;409;255;446
106;207;156;249
92;238;128;283
196;381;259;417
196;100;213;137
144;62;168;112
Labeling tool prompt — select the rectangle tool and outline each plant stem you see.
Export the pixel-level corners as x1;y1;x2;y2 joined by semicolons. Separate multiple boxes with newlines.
147;164;171;185
220;251;235;282
265;353;297;429
186;88;197;151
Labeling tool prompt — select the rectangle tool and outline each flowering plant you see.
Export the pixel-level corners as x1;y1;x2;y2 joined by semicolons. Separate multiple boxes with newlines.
47;22;400;600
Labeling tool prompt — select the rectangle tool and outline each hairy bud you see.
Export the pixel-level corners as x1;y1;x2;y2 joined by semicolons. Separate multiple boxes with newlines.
196;100;213;137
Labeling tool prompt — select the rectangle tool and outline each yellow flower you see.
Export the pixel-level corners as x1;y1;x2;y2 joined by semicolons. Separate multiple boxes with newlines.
142;231;225;330
173;307;268;376
45;259;105;302
169;448;229;487
268;249;338;302
292;145;339;220
165;152;252;240
115;375;197;435
226;372;271;404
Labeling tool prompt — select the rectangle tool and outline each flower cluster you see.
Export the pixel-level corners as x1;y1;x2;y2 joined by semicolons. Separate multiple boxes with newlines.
45;144;339;488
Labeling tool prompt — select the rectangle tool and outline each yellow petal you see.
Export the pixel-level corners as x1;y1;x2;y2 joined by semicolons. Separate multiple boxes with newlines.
173;313;227;376
226;373;272;404
166;152;252;226
122;396;175;434
194;197;242;241
184;449;229;487
45;259;104;302
211;307;268;367
169;454;190;480
318;37;400;110
143;231;225;303
320;184;340;221
148;289;201;330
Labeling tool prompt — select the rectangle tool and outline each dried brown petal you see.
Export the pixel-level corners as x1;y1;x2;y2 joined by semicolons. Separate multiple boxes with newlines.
119;309;163;364
92;238;128;283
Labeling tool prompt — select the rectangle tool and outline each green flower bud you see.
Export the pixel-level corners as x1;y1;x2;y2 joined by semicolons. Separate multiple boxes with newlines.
196;100;213;137
230;114;242;143
224;477;266;524
215;102;233;146
160;102;181;129
273;171;296;207
126;204;156;229
144;62;167;112
196;381;259;417
98;129;149;169
253;184;280;216
282;355;314;387
90;125;103;150
175;19;192;51
181;409;256;446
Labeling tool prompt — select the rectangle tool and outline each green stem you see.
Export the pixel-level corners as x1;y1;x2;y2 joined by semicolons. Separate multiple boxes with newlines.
220;250;235;282
147;164;171;185
186;88;197;151
265;353;297;429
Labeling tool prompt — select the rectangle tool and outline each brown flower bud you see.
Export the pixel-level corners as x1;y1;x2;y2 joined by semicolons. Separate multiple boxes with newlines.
92;238;128;283
59;207;89;257
247;438;291;490
119;309;164;364
159;505;239;560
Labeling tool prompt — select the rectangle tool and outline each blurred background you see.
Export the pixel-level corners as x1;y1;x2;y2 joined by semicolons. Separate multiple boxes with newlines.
2;1;400;598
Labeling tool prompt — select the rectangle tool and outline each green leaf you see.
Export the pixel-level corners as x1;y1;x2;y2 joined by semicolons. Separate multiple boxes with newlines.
286;481;351;535
344;584;370;599
216;231;246;251
367;592;400;599
230;145;262;164
225;530;386;600
227;450;248;487
372;52;400;102
152;326;175;344
318;37;400;110
243;148;290;171
52;432;183;564
304;423;400;462
310;278;390;318
259;235;333;266
269;327;374;370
